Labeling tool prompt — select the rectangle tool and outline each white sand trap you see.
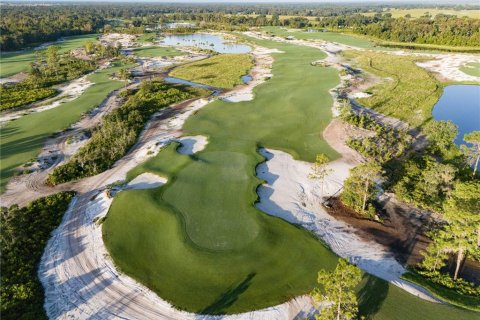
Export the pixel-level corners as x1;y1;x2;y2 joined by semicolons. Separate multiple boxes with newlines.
256;148;440;303
126;172;167;190
177;135;208;155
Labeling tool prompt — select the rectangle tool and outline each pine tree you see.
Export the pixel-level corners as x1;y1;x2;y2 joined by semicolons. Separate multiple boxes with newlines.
312;259;362;320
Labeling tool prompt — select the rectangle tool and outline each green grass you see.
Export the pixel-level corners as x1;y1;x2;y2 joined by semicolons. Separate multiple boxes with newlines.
104;39;340;314
344;50;442;127
132;46;182;57
169;54;253;88
137;32;157;44
261;26;376;49
357;275;479;320
377;41;480;53
460;62;480;77
0;61;131;193
0;34;98;78
401;271;480;312
103;38;478;318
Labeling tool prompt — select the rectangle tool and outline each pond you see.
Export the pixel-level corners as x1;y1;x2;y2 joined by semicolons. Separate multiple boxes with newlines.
161;33;251;54
432;85;480;145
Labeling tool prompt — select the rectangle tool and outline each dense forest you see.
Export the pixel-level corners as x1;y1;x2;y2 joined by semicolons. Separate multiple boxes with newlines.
2;3;479;51
317;13;480;47
1;192;75;320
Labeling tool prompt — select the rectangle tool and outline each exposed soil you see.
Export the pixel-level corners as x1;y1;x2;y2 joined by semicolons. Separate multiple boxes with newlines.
324;195;480;284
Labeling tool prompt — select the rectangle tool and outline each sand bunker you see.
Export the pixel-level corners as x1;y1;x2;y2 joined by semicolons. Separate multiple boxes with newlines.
256;148;440;303
100;33;137;48
126;172;167;190
177;135;208;155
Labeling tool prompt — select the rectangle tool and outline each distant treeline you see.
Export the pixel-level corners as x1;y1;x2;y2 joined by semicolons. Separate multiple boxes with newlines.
1;3;479;51
317;13;480;47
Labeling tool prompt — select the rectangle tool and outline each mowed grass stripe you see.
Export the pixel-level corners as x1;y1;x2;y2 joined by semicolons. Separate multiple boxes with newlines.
0;61;131;192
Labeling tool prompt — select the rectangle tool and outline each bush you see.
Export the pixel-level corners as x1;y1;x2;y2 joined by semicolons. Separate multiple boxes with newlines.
0;192;75;320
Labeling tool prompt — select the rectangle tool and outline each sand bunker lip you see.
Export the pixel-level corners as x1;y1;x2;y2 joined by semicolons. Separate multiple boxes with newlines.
125;172;167;190
255;147;440;304
176;135;208;155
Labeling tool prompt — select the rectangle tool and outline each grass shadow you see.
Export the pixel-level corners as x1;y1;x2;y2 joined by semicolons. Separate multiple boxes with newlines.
199;272;256;315
357;274;389;320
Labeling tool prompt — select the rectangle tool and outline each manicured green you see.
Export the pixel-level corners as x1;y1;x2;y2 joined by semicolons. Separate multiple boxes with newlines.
261;26;375;49
344;50;442;127
104;39;340;314
132;46;182;58
0;61;131;193
401;271;480;312
170;54;253;88
0;34;98;78
460;62;480;77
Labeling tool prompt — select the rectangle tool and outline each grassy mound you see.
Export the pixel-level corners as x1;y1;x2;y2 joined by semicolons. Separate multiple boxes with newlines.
170;54;253;88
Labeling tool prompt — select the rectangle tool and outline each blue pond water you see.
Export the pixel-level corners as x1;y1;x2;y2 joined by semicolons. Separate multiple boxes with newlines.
161;33;251;54
432;85;480;145
241;75;253;84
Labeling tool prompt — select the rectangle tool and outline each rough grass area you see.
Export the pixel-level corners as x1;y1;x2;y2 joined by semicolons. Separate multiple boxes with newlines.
0;61;132;193
169;54;253;88
460;62;480;77
132;46;183;57
261;26;375;49
376;41;480;53
0;34;98;78
401;271;480;312
137;32;157;44
104;39;340;314
344;50;442;127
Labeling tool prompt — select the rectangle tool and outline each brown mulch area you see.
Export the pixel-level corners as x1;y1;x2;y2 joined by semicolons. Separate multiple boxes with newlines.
323;196;480;284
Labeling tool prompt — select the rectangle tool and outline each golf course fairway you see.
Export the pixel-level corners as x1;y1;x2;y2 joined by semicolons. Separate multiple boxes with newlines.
0;34;98;78
0;61;130;192
103;39;478;319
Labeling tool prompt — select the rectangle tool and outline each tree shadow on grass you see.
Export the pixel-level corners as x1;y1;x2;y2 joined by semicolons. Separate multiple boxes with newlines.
357;274;389;320
199;272;256;316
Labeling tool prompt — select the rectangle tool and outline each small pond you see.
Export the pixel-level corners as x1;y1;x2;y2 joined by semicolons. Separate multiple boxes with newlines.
161;33;251;54
432;85;480;145
241;75;253;84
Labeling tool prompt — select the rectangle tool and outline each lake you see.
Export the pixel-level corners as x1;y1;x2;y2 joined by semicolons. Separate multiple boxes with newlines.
161;33;251;54
432;85;480;145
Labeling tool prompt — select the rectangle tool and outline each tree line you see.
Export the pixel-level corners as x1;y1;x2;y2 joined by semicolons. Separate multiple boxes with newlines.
317;13;480;47
1;192;75;320
48;79;207;185
337;103;480;304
